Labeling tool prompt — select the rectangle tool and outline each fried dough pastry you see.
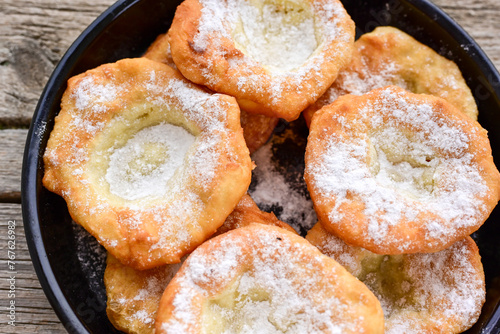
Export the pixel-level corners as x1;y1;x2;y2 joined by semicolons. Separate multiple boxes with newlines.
212;193;297;236
167;0;355;121
155;223;384;334
105;254;183;334
144;33;278;154
143;33;178;69
105;194;296;334
43;58;253;270
303;26;478;125
306;222;486;334
239;111;279;154
304;86;500;254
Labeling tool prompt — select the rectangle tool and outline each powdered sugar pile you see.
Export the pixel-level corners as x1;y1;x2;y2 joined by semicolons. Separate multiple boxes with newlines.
144;72;231;191
232;2;317;72
106;123;195;200
249;120;317;234
249;141;316;233
307;87;488;249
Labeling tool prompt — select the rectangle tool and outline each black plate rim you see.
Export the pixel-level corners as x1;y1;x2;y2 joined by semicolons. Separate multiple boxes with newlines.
20;0;500;333
21;0;138;333
406;0;500;98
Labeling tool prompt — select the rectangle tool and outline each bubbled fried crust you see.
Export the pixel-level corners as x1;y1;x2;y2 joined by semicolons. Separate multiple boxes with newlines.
213;193;297;236
143;32;278;154
306;222;486;334
155;224;384;334
43;58;252;270
105;254;183;334
304;86;500;255
304;26;478;125
167;0;355;121
104;194;295;334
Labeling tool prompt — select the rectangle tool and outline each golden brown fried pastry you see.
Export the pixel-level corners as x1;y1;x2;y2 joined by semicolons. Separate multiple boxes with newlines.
105;194;295;334
143;33;178;69
213;193;297;236
143;32;278;154
105;254;183;334
155;223;384;334
43;57;252;270
303;26;478;125
167;0;355;121
239;111;279;154
306;222;486;334
305;86;500;254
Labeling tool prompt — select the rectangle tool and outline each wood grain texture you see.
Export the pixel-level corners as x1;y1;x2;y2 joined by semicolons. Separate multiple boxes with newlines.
0;130;28;203
0;0;499;333
0;0;116;126
433;0;500;67
0;204;66;333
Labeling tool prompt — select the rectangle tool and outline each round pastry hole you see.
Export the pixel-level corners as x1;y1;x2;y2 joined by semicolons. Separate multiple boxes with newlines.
232;0;317;72
369;128;437;199
203;274;277;332
106;123;195;201
358;255;417;317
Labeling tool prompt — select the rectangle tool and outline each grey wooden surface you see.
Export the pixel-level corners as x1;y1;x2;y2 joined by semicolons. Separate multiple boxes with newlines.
0;0;499;332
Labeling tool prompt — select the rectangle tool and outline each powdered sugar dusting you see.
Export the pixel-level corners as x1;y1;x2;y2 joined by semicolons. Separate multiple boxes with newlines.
145;71;227;130
107;258;184;331
193;0;235;52
47;60;248;267
308;87;488;249
148;190;205;254
72;75;120;115
192;0;351;104
249;140;316;234
106;123;195;200
232;1;317;73
313;27;478;121
47;75;127;168
160;226;369;333
320;59;401;106
72;221;108;301
311;228;484;333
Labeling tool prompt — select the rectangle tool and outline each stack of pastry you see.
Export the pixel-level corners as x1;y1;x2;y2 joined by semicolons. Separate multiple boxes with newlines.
41;0;500;332
303;27;500;334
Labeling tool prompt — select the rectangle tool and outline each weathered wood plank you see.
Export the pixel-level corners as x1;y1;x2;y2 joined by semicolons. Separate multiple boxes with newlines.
0;0;499;333
0;129;28;203
0;204;66;333
0;0;116;126
433;0;500;68
1;0;499;127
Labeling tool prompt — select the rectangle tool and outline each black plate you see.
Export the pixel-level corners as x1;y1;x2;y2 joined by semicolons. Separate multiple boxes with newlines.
21;0;500;333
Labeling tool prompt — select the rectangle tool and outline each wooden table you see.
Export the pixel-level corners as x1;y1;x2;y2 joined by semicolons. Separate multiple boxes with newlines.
1;0;499;332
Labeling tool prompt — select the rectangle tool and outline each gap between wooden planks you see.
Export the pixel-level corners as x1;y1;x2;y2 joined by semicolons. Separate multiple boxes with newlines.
0;0;499;333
